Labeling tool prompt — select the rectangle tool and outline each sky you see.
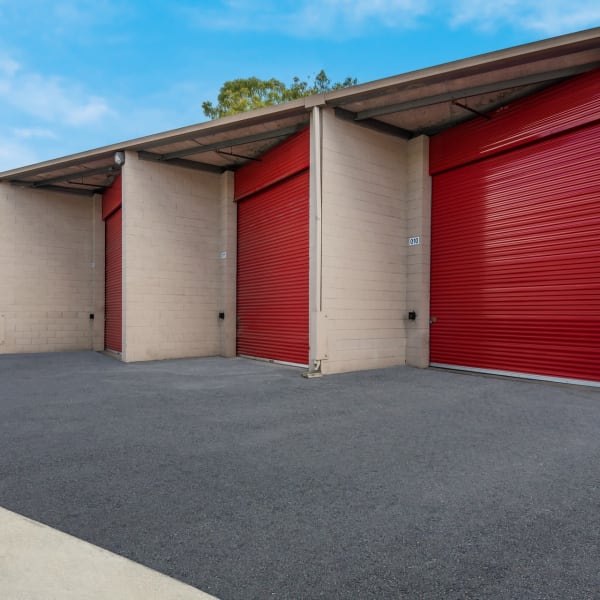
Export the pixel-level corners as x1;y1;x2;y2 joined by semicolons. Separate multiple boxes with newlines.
0;0;599;171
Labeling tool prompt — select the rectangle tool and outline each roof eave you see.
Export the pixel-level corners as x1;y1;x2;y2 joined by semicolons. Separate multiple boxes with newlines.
0;98;309;180
322;26;600;106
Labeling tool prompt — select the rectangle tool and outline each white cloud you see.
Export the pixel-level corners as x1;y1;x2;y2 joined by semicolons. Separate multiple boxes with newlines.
184;0;600;37
0;0;123;37
296;0;430;32
54;0;109;26
0;136;40;171
183;0;430;37
0;57;19;77
450;0;600;34
0;52;114;169
0;57;112;126
11;127;58;139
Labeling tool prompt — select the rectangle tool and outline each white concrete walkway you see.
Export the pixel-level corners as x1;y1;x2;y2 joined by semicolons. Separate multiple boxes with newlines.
0;507;218;600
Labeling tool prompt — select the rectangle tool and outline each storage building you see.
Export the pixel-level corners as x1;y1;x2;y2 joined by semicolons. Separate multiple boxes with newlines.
1;28;598;385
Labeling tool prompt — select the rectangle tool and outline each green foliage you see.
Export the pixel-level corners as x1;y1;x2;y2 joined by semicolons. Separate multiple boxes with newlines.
202;70;358;119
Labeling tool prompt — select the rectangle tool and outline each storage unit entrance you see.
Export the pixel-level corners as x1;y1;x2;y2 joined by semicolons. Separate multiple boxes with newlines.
429;69;600;384
102;175;122;353
235;128;310;366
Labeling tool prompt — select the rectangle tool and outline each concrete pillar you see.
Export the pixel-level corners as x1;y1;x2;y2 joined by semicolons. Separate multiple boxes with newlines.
405;135;432;368
309;106;326;373
219;171;236;357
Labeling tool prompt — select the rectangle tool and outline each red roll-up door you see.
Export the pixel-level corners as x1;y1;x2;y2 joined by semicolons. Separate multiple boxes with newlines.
237;171;309;365
105;209;122;352
430;82;600;383
236;129;310;365
103;177;122;353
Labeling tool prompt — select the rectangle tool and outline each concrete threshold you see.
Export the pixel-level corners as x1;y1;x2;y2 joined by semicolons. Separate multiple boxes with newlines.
0;507;218;600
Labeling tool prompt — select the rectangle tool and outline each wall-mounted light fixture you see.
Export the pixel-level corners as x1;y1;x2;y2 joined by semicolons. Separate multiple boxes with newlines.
114;151;125;166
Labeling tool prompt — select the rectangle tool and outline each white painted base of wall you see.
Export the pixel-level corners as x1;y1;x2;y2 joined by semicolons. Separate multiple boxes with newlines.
430;363;600;388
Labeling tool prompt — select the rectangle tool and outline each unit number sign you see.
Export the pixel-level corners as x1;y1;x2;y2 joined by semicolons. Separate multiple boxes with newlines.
408;236;420;246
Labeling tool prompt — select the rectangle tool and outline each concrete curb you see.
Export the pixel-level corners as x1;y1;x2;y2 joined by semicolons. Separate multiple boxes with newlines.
0;507;219;600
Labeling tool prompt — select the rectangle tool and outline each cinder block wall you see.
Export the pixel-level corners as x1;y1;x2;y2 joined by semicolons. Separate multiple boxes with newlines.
0;184;104;354
405;136;431;368
319;110;409;374
121;153;231;362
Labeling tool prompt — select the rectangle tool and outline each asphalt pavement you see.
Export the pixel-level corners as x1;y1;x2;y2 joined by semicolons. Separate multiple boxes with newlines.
1;351;599;599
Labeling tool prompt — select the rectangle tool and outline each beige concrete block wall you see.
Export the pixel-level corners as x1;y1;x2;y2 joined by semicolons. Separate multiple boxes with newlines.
0;183;104;354
405;136;432;368
319;110;409;374
121;153;230;362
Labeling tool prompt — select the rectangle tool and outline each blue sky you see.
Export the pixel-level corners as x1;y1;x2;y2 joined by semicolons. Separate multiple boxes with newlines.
0;0;599;171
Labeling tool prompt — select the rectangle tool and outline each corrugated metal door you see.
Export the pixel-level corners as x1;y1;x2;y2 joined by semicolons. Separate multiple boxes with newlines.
429;67;600;175
103;176;122;353
235;128;310;201
236;128;309;365
104;209;122;352
430;121;600;384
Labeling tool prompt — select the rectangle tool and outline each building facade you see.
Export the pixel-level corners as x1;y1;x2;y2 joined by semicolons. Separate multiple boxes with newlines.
1;28;599;385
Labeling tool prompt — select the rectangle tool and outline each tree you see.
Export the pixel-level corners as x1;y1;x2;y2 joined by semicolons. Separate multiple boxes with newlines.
202;70;358;119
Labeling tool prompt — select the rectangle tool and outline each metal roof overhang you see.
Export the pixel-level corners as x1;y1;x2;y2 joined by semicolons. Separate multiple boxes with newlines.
1;27;599;197
0;101;311;196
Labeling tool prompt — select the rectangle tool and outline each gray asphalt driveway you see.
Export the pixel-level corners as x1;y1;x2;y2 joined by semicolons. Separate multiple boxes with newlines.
1;352;599;599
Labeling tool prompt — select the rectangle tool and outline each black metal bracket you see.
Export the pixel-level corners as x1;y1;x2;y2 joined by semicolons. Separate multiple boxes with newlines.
452;100;492;120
